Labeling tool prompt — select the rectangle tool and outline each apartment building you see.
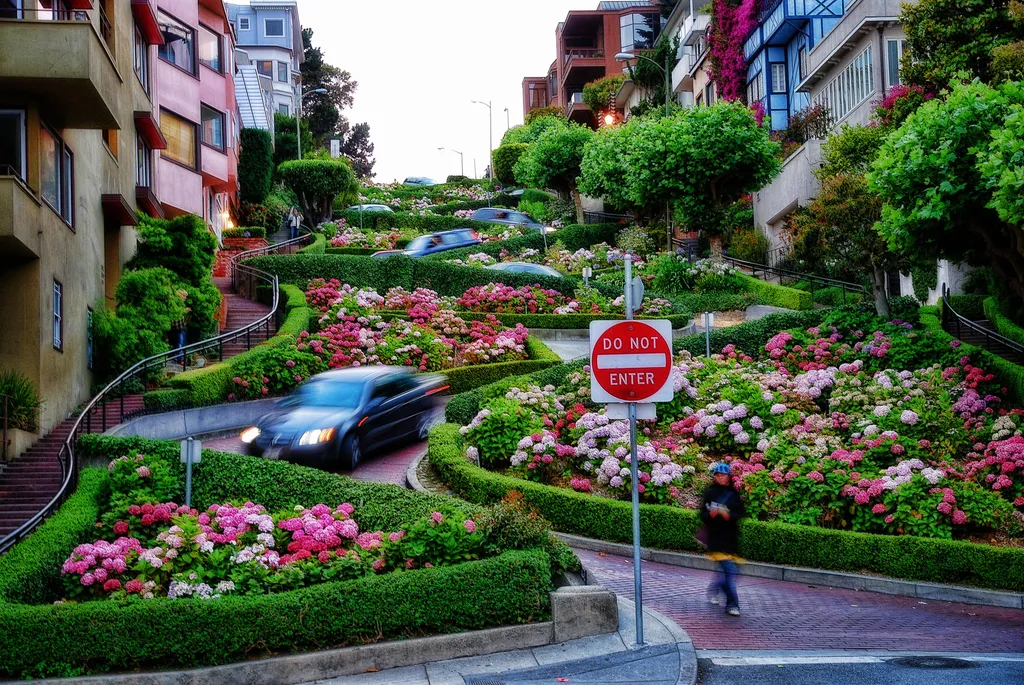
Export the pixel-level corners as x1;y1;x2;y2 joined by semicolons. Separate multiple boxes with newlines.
522;0;664;126
154;0;240;241
0;0;163;433
226;1;302;117
234;48;276;134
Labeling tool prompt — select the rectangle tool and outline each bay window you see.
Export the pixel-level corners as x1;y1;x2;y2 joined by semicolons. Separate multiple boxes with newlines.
158;12;196;75
201;105;225;150
160;109;198;169
199;24;222;72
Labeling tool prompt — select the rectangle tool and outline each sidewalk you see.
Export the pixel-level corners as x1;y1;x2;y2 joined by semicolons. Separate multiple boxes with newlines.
306;598;696;685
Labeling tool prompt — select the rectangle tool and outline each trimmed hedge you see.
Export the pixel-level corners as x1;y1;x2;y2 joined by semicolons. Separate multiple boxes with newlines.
672;291;757;314
428;223;621;263
0;438;555;677
448;310;692;331
297;233;327;254
673;309;826;356
332;211;495;233
222;226;267;239
943;294;987;320
739;274;814;310
429;194;519;215
142;388;192;412
428;424;1024;591
920;306;1024;404
442;337;561;394
985;297;1024;348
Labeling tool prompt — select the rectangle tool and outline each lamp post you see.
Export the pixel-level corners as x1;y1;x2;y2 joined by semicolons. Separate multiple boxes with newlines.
438;147;464;177
296;87;328;160
503;106;510;130
471;99;493;182
616;50;674;251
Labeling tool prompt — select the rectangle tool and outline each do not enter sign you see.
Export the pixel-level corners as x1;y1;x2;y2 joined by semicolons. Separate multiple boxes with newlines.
590;320;674;403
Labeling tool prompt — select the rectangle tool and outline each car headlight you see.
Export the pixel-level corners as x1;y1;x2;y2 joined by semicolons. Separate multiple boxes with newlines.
298;427;336;446
240;426;260;444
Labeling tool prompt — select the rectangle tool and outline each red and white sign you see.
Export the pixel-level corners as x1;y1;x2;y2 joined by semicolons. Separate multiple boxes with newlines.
590;320;674;403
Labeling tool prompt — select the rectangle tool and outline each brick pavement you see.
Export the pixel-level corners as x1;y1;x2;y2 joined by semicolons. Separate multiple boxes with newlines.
200;435;422;486
576;548;1024;653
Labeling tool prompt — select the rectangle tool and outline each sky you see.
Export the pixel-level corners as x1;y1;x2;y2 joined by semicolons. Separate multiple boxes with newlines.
296;0;587;183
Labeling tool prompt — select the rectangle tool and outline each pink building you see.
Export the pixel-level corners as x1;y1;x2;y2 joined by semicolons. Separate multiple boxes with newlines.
150;0;239;240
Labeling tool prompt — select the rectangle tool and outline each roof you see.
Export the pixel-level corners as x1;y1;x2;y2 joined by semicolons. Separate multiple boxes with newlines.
595;1;658;10
315;367;406;382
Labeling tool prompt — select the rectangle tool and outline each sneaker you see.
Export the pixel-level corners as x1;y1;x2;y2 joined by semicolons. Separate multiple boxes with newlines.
726;607;741;616
709;596;721;605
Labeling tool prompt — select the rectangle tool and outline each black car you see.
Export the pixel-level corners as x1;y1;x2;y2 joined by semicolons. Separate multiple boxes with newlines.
371;229;482;258
470;208;546;231
241;367;448;470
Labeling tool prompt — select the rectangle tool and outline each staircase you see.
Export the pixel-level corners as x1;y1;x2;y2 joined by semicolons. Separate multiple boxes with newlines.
216;276;273;358
943;317;1024;365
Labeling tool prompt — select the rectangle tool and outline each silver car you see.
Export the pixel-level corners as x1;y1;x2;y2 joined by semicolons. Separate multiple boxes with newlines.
485;262;563;278
347;204;394;213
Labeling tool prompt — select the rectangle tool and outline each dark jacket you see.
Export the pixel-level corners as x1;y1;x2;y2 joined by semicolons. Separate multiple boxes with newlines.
700;483;746;555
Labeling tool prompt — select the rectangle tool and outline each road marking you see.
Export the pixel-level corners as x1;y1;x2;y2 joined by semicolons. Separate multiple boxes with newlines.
711;656;885;666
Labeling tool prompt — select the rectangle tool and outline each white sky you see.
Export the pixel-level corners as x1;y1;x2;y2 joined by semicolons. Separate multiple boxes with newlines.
296;0;586;182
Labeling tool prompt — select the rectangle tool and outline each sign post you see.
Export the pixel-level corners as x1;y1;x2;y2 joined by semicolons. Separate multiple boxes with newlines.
180;437;202;508
590;254;674;647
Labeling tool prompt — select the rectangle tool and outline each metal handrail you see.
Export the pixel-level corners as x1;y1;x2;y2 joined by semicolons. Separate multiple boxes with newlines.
941;284;1024;361
723;254;867;301
0;228;313;555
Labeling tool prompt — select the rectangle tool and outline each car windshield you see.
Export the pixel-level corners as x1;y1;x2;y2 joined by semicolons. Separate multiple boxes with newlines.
289;381;365;408
406;236;433;251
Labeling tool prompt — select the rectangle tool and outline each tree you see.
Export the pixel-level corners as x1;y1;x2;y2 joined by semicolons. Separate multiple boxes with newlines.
869;79;1024;301
502;114;566;146
524;105;564;126
582;75;625;121
578;116;653;220
238;128;273;204
300;28;357;144
493;143;529;186
128;214;217;287
901;0;1023;90
513;122;594;224
624;34;680;116
341;122;376;179
278;158;357;226
629;102;780;260
273;113;314;168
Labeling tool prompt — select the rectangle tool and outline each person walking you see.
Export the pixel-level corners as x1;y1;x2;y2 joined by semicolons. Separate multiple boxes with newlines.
289;207;302;239
700;462;746;616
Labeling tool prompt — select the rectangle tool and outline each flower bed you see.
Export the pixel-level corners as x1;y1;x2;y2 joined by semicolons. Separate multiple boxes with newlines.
0;435;573;678
444;311;1024;545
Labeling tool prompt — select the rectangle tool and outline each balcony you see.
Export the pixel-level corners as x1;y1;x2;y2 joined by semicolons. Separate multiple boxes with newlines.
563;47;606;83
0;10;121;129
566;91;593;125
745;0;844;59
0;171;42;261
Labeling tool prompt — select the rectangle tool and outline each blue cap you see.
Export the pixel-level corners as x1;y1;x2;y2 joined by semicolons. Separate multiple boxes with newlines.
712;462;732;475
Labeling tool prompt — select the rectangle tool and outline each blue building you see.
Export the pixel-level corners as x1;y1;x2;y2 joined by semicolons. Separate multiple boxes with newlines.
226;1;303;117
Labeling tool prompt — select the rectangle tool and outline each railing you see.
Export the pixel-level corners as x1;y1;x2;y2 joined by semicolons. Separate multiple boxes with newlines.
758;0;784;24
0;6;90;21
564;48;602;64
941;284;1024;364
723;254;867;303
583;211;631;225
0;228;313;555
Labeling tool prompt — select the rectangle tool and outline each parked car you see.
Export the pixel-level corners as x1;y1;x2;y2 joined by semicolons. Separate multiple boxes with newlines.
403;176;437;187
470;208;551;232
371;229;481;258
241;367;448;471
485;262;563;278
346;204;394;213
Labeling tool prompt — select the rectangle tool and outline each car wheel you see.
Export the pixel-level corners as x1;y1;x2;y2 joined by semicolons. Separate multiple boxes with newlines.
340;433;361;471
416;408;443;440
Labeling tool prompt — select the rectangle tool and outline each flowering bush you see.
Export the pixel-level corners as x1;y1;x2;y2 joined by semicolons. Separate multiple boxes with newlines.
457;283;568;314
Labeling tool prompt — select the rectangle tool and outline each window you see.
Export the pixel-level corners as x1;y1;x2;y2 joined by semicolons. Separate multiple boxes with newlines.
0;109;26;179
103;129;117;159
619;13;661;53
256;60;274;78
278;103;290;116
771;63;787;93
238;16;249;31
160;109;197;169
134;24;150;91
887;39;906;88
201;106;224;150
277;61;288;82
798;46;808;81
0;0;22;20
264;18;284;37
136;135;152;186
87;307;93;370
746;71;764;104
53;280;63;351
813;45;874;125
158;12;195;75
705;82;715;105
199;24;221;72
40;125;73;226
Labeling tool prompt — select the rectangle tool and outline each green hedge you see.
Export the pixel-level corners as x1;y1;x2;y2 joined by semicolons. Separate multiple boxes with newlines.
332;211;495;233
444;359;588;426
441;337;560;394
446;310;692;331
428;424;1024;591
672;291;758;314
142;388;192;412
428;223;621;263
297;233;326;254
673;309;826;356
920;306;1024;404
943;294;987;320
739;274;813;310
429;194;519;215
222;226;267;239
0;438;554;677
985;297;1024;348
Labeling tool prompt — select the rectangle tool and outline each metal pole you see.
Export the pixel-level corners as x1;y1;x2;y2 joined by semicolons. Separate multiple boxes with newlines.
296;97;301;161
184;437;194;508
488;101;494;186
705;312;712;358
624;253;644;647
460;152;464;177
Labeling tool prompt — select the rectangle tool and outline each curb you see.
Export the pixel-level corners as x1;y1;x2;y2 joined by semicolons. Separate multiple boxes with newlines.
561;532;1024;610
406;446;429;493
613;594;698;685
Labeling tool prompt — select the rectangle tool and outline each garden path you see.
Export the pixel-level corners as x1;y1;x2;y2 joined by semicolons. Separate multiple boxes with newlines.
575;548;1024;653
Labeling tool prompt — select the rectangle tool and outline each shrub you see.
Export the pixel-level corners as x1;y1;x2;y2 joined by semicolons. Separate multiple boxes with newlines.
739;274;813;310
944;294;987;320
238;128;274;204
278;159;358;225
493;143;529;186
0;368;40;432
128;214;217;287
221;227;267;239
728;228;770;263
432;223;621;264
331;210;495;232
446;174;469;184
582;75;625;114
463;397;545;467
985;297;1024;348
297;233;327;254
237;201;284;234
142;388;191;412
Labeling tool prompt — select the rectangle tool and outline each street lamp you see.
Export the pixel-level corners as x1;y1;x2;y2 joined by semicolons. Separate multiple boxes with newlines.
296;87;328;160
471;99;494;184
616;51;674;251
438;146;465;177
503;106;510;130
